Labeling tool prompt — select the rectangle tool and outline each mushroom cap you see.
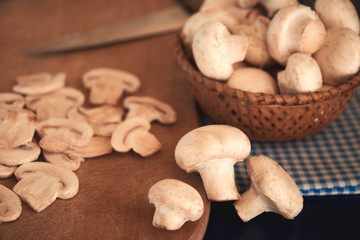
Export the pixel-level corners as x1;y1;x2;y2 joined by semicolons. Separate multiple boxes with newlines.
277;52;322;94
124;96;177;124
175;125;251;172
313;27;360;86
192;21;248;80
14;162;79;199
82;68;141;105
0;140;41;166
148;179;204;221
0;184;22;222
247;155;303;219
227;67;279;94
267;5;326;65
0;164;17;178
315;0;360;35
13;72;66;95
43;150;84;171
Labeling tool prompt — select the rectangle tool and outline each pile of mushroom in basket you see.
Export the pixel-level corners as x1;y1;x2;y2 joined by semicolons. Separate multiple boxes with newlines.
233;87;360;196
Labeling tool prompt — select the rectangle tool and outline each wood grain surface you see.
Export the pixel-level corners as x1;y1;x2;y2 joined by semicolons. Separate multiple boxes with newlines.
0;0;210;239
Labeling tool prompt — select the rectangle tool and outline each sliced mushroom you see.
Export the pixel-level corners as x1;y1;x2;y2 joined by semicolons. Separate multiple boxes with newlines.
0;184;22;222
82;68;141;105
25;87;85;121
0;110;37;148
148;179;204;230
124;96;177;124
0;164;17;178
13;72;66;95
0;93;25;121
36;118;94;153
13;162;79;212
0;140;41;166
111;117;161;157
69;136;113;158
43;151;84;171
67;105;124;137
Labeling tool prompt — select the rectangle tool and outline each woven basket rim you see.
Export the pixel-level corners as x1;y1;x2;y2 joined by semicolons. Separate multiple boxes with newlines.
174;37;360;107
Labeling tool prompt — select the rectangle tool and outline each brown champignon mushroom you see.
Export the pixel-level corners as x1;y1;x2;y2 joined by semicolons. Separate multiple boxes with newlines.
0;184;22;223
124;96;177;124
175;125;251;201
277;53;323;94
13;72;66;95
315;0;359;35
36;118;94;153
192;21;248;80
67;105;124;137
227;67;279;94
25;87;85;122
111;117;161;157
313;27;360;86
234;155;303;222
82;68;140;105
148;179;204;231
267;5;326;65
13;162;79;212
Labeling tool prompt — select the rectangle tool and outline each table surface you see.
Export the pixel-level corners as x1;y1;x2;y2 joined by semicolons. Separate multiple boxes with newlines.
1;0;360;240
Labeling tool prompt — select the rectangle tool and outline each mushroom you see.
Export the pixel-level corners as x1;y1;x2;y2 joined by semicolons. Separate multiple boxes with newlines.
234;16;274;67
36;118;94;153
313;27;360;86
13;72;66;95
111;117;161;157
227;67;279;94
148;179;204;230
192;21;248;80
42;151;84;171
0;140;41;167
266;5;326;65
0;184;22;222
0;92;25;120
25;87;85;121
314;0;359;35
124;96;177;124
13;162;79;212
234;155;303;222
82;68;141;105
0;164;17;178
67;105;124;137
175;125;251;201
277;53;323;94
237;0;299;17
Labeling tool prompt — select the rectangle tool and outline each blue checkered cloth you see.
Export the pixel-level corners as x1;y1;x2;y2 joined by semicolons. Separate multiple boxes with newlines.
234;88;360;196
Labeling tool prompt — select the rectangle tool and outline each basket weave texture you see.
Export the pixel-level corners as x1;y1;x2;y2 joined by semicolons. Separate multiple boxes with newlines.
174;38;360;142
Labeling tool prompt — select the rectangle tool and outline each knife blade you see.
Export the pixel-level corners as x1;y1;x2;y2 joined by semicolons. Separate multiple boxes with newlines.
28;5;190;54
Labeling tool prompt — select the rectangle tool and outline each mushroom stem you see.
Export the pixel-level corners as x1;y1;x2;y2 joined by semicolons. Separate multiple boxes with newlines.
195;159;240;201
234;186;273;222
152;205;187;231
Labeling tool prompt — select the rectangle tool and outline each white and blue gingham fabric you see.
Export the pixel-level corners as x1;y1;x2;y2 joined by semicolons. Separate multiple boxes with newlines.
234;88;360;196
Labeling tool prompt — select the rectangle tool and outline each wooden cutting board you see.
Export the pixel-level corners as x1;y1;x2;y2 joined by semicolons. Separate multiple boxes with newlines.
0;0;210;239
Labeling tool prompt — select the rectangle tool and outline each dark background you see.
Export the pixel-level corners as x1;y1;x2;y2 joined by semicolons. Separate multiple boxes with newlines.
204;1;360;239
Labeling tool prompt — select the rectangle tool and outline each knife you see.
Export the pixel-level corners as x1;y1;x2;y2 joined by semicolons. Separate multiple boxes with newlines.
28;1;202;54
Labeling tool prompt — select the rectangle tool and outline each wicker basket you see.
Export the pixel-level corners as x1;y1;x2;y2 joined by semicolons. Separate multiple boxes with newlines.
174;37;360;142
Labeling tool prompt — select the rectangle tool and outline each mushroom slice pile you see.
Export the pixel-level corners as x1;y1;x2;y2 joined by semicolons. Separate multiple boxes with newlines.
36;118;94;153
43;136;113;171
0;92;25;121
13;162;79;212
124;96;177;124
0;164;17;178
148;179;204;231
234;155;303;222
175;125;251;201
67;105;124;137
82;68;141;105
13;72;66;95
0;184;22;222
25;87;85;121
111;117;161;157
0;110;40;166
